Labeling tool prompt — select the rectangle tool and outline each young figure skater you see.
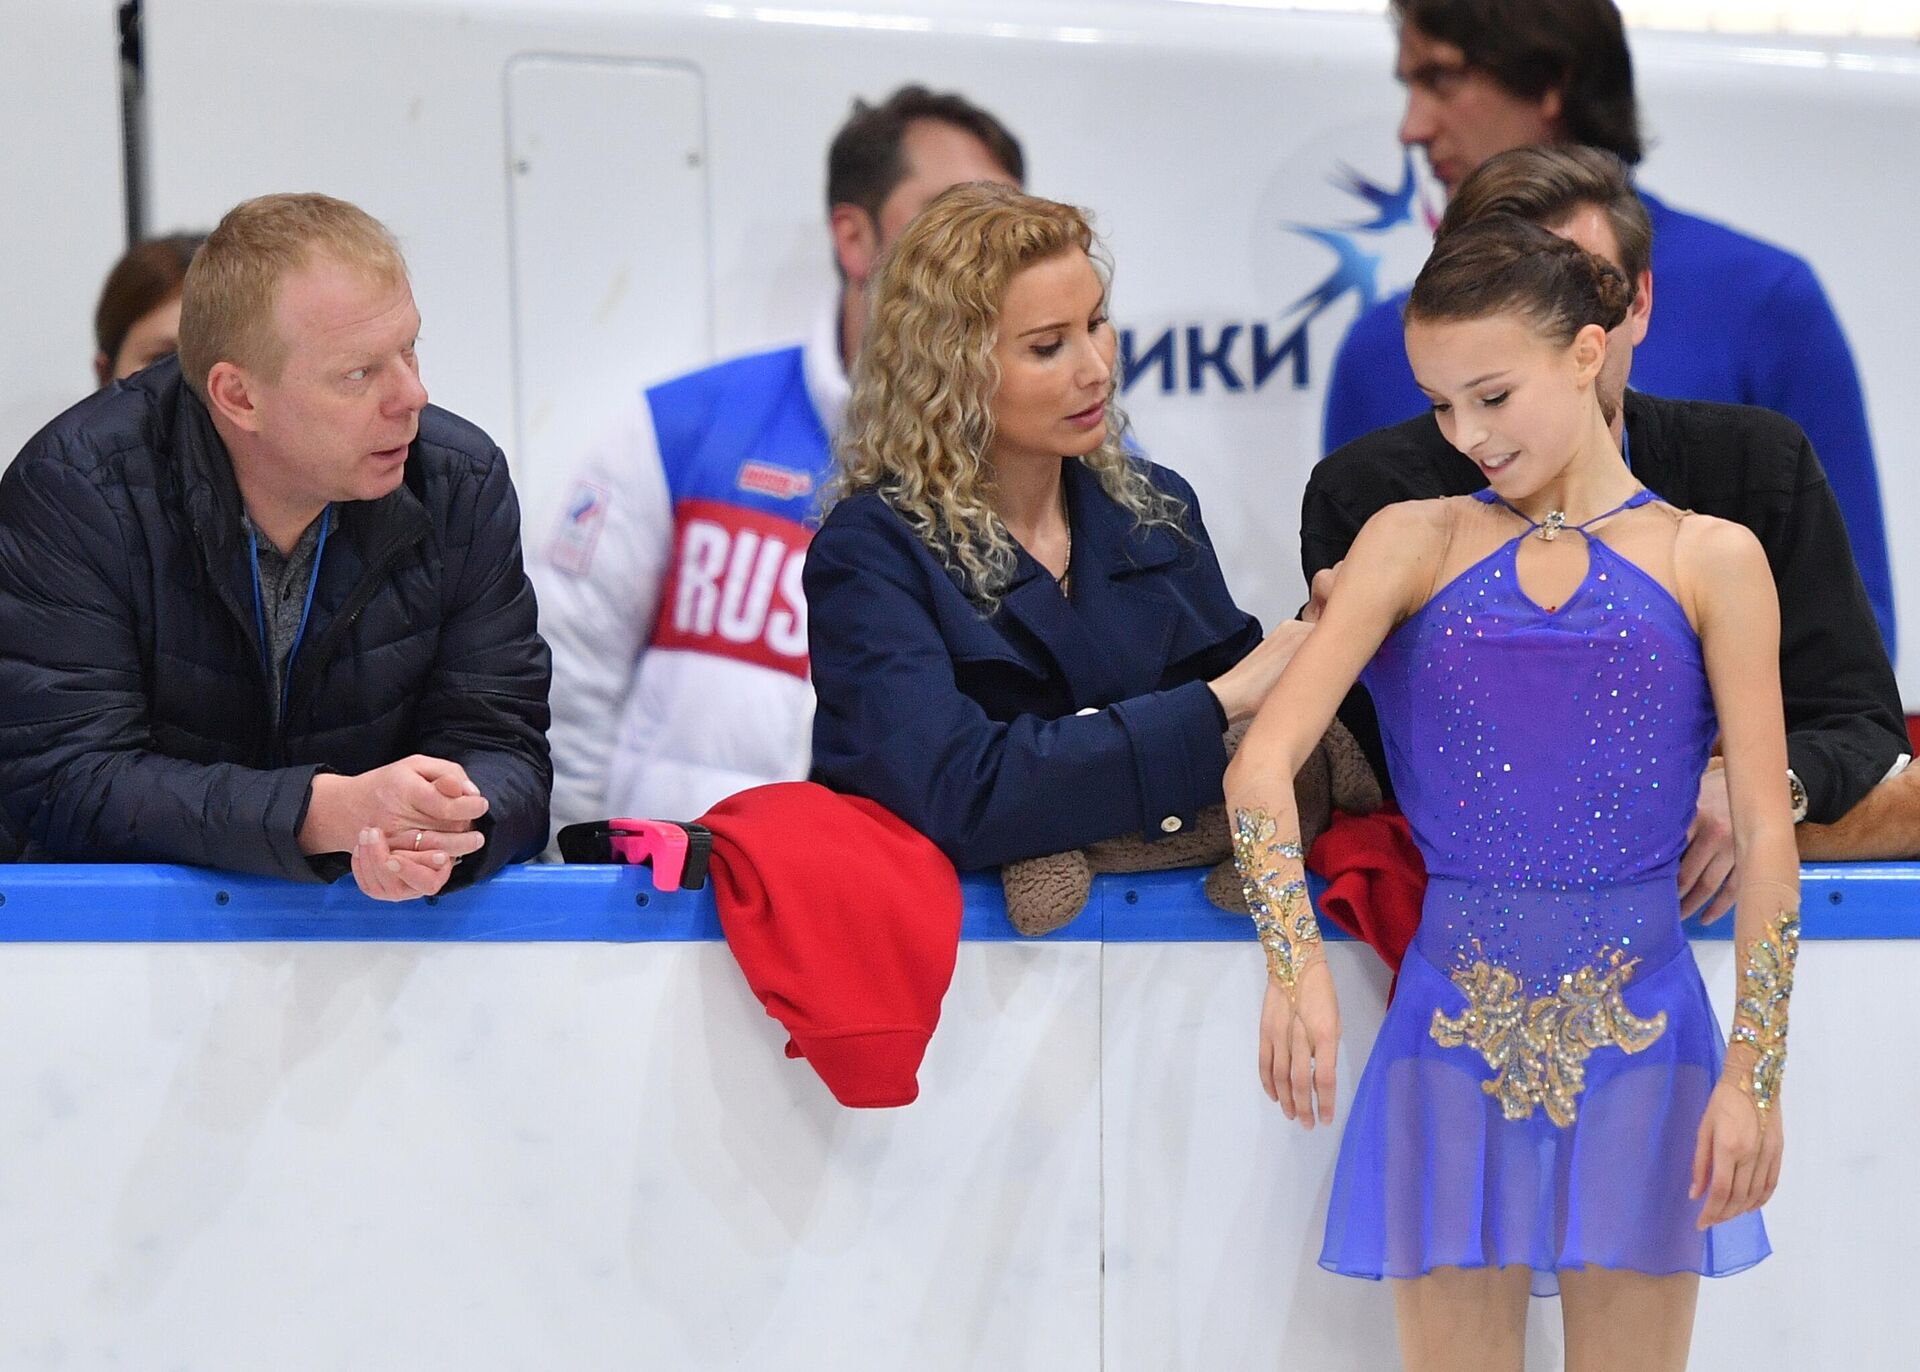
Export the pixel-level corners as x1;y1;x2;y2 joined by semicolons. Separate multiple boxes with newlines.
1226;216;1799;1371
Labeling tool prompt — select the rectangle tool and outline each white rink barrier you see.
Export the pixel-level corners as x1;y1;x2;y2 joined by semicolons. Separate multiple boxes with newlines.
0;864;1911;1370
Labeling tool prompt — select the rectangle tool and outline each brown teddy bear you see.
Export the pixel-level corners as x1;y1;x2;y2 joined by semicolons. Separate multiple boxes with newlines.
999;718;1383;936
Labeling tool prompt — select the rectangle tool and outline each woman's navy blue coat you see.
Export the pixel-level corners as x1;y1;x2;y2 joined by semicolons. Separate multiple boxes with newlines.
806;458;1261;870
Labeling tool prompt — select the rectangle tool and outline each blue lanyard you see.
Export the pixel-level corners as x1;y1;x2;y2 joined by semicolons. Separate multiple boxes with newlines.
248;506;331;722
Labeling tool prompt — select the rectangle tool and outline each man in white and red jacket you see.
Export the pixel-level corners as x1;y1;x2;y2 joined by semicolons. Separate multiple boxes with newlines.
536;86;1024;830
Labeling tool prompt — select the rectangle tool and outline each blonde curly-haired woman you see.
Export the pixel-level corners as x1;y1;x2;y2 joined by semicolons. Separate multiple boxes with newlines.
805;183;1308;869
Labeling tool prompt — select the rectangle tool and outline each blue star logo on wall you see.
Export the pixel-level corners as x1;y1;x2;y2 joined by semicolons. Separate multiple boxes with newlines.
1332;152;1420;231
1282;148;1432;328
1114;147;1439;396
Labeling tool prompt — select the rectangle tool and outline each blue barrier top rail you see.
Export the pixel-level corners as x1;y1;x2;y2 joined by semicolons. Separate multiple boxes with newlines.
0;863;1913;941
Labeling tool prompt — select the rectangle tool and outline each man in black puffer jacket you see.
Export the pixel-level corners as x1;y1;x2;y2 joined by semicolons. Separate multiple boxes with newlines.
0;193;551;900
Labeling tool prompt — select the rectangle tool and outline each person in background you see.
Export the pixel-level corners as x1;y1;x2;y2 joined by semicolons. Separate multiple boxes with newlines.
1304;149;1915;933
0;194;550;900
807;183;1308;869
535;85;1023;834
93;232;206;386
1321;0;1897;661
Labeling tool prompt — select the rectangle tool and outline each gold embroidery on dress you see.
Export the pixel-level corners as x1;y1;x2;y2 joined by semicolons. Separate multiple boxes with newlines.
1729;907;1799;1111
1232;807;1320;988
1429;947;1667;1126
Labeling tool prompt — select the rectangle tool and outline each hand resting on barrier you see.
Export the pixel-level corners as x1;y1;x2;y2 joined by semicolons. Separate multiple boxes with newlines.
350;825;459;901
300;755;489;900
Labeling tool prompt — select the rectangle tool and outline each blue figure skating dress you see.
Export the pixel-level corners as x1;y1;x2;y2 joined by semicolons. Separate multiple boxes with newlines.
1320;489;1769;1296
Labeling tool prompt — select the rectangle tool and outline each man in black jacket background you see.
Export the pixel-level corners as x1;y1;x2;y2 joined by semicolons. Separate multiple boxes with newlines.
1303;148;1914;919
0;194;551;900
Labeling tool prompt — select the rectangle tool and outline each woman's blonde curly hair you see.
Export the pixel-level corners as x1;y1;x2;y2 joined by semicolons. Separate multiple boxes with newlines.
827;182;1182;606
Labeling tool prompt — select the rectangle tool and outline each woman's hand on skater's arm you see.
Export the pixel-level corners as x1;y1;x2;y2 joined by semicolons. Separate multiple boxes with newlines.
1208;619;1314;725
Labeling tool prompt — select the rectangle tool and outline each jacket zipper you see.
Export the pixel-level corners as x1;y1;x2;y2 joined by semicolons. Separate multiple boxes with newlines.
195;516;420;769
191;515;281;754
275;534;419;761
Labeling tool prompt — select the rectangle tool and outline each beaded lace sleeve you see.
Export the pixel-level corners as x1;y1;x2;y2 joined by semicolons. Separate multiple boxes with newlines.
1728;881;1800;1112
1232;807;1323;988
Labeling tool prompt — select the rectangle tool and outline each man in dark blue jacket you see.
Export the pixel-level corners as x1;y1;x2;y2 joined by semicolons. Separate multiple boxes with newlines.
0;194;551;900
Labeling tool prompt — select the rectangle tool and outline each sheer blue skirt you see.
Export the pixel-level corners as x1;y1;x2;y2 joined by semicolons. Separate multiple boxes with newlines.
1320;940;1769;1297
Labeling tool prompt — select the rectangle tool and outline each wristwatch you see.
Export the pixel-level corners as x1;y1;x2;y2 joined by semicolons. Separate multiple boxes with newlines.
1787;768;1809;825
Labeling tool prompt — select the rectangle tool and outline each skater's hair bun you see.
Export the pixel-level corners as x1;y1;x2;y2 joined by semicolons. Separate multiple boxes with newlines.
1405;215;1632;345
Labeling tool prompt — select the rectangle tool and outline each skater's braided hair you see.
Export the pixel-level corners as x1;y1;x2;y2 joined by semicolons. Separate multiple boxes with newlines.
1405;214;1631;345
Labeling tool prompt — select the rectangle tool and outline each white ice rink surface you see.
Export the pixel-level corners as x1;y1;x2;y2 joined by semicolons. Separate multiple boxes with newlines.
0;936;1908;1370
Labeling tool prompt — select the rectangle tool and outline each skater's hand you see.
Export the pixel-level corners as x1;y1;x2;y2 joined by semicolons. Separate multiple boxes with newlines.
1691;1080;1783;1228
1259;958;1340;1129
1680;764;1739;923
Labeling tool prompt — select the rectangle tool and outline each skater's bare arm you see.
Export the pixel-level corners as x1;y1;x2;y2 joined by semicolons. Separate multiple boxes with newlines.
1225;500;1444;1127
1681;515;1797;1228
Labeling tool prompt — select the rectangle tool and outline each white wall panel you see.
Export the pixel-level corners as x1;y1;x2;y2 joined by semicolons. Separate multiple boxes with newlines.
506;57;711;541
0;0;125;466
0;934;1906;1368
0;940;1102;1370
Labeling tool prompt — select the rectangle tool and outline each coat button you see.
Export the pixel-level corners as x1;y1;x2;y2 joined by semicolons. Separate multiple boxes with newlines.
1159;815;1183;833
